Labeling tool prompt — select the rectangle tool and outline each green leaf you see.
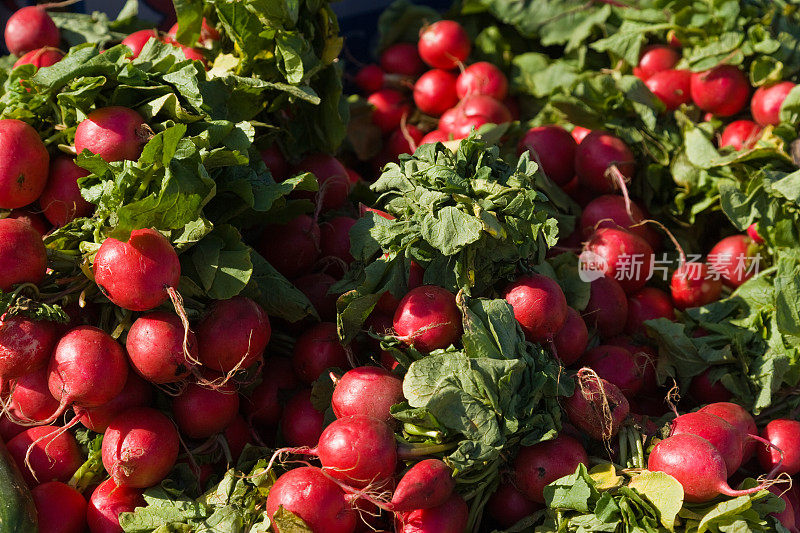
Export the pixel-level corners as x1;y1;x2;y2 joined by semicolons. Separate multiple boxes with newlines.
628;471;684;531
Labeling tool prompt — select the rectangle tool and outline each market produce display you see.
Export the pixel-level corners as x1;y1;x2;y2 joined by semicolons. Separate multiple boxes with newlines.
2;0;800;532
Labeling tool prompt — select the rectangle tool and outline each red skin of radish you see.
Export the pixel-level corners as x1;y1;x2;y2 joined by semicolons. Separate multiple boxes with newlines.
223;415;253;462
0;415;25;441
75;106;148;162
166;18;219;45
414;69;459;117
584;228;654;294
368;89;411;134
294;153;351;211
574;131;635;193
690;368;733;404
645;69;691;111
635;45;680;81
266;466;357;533
261;145;288;181
267;356;300;391
606;336;658;392
580;345;643;399
197;296;271;373
487;482;541;528
517;125;577;186
281;388;324;447
553;308;588;366
244;379;281;429
420;130;450;145
172;382;239;439
393;285;462;353
355;64;385;94
7;208;50;237
380;42;424;77
93;228;180;312
747;223;764;244
7;425;82;487
391;459;454;512
317;414;397;487
708;234;757;288
504;274;567;343
292;322;349;384
321;216;357;264
397;493;468;533
9;369;59;423
456;62;508;100
751;81;795;126
583;277;628;338
384;125;425;161
0;119;50;209
126;311;196;383
719;120;762;151
258;214;320;279
88;478;144;533
102;407;179;488
571;126;591;144
13;47;63;69
78;373;153;433
758;419;800;475
0;315;58;383
626;287;675;334
699;402;758;463
375;259;425;315
441;95;512;139
332;366;404;422
295;272;338;322
579;194;649;241
418;20;471;70
671;263;723;310
690;66;750;117
121;29;160;59
32;481;87;533
513;434;588;503
39;156;93;227
5;6;60;57
768;484;797;530
565;376;629;441
670;411;744;475
0;218;47;291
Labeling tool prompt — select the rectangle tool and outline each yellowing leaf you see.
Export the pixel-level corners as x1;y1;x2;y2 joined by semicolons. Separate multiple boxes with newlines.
589;463;623;490
628;470;684;531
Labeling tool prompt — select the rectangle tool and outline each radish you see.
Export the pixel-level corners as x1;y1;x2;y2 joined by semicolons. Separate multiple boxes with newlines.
126;311;196;384
708;234;757;288
504;274;568;343
7;425;82;486
671;263;723;310
606;336;658;391
571;125;591;143
768;484;797;531
396;493;468;533
0;218;47;291
8;368;59;423
166;18;219;45
292;322;349;383
74;107;148;162
281;388;324;447
294;153;351;211
758;419;800;475
579;194;649;240
747;223;764;244
581;345;643;399
456;61;508;100
751;81;795;126
583;277;628;338
391;459;454;512
634;45;680;81
0;316;58;390
644;69;691;110
331;366;404;422
393;285;462;353
13;47;63;69
7;208;50;237
670;411;744;475
32;481;87;533
625;287;675;334
368;89;411;134
79;373;153;433
375;259;425;314
565;371;630;441
574;131;635;193
380;42;424;77
689;368;733;404
413;69;459;116
584;228;654;294
244;379;281;429
487;481;541;528
699;402;758;463
719;120;762;150
513;434;588;503
258;214;320;279
261;145;288;181
222;415;253;462
383;125;425;161
0;415;25;441
266;466;357;533
420;130;450;144
121;29;160;59
172;382;239;439
197;296;270;374
93;228;180;312
440;95;511;139
553;308;588;366
321;216;357;265
690;66;750;117
87;478;144;533
355;64;385;94
0;119;50;209
4;6;59;57
39;156;93;227
517;125;577;186
418;21;471;70
295;272;338;321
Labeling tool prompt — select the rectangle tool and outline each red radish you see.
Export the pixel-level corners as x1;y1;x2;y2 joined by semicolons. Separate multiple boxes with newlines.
413;69;459;116
355;64;385;94
418;20;471;70
671;263;723;310
267;356;300;391
8;369;59;423
751;81;795;126
606;336;658;391
565;372;629;441
397;493;468;533
12;47;63;69
345;168;362;186
504;274;567;343
769;485;797;530
579;194;649;240
223;415;253;462
87;478;144;533
281;389;324;447
690;369;733;404
74;107;148;162
7;425;82;486
648;433;770;502
166;18;219;45
244;379;281;429
574;131;635;193
380;42;424;77
0;119;50;209
176;45;205;64
420;130;450;144
584;228;654;294
266;466;357;533
32;481;87;533
456;61;508;100
699;402;758;463
561;175;594;207
295;272;338;321
295;153;351;211
626;287;675;334
634;45;680;80
393;285;462;353
93;228;180;312
7;208;49;237
571;126;591;143
375;258;426;314
645;69;691;110
172;382;239;439
126;311;195;383
258;214;320;279
121;29;160;59
292;322;349;384
102;407;179;488
441;95;511;139
320;216;357;265
708;234;757;288
487;482;541;528
332;366;404;422
690;66;750;117
0;414;25;441
0;316;58;389
391;459;454;512
438;107;460;135
670;411;744;474
197;296;270;373
517;125;577;186
553;308;588;365
747;223;764;244
583;277;629;338
39;156;92;227
719;120;762;150
384;125;425;160
581;345;643;399
758;419;800;475
261;145;288;181
368;89;411;134
4;6;59;57
79;373;153;433
513;434;588;503
0;218;47;290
